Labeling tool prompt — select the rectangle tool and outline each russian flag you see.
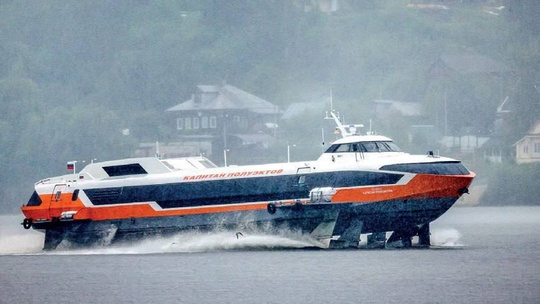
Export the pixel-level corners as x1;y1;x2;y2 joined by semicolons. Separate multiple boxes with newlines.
67;162;75;170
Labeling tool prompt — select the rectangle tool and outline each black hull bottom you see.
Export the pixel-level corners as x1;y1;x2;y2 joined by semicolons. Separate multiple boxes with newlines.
35;197;458;250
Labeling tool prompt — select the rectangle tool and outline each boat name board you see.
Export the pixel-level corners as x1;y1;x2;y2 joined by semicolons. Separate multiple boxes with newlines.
183;169;284;181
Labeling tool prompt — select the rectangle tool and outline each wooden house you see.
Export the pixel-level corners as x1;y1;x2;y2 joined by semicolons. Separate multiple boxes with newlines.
514;120;540;164
165;84;280;165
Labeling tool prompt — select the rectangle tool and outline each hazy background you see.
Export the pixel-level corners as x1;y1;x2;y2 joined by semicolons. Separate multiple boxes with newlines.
1;0;538;213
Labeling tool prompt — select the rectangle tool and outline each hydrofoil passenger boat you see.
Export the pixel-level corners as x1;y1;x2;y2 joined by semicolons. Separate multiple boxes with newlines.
21;110;474;250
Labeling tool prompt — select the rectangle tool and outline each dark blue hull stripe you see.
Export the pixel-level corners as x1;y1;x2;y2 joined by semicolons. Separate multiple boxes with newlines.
84;171;404;208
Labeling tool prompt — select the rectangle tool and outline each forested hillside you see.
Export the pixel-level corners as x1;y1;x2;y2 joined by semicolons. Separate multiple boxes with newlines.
1;0;538;212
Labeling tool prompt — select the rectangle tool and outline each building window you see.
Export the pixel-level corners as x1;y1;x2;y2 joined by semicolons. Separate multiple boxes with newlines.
201;116;208;129
523;145;529;154
176;118;183;130
535;143;540;153
209;116;217;129
193;117;200;129
185;117;192;129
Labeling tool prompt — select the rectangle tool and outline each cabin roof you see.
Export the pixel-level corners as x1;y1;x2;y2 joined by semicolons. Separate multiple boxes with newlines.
332;134;393;144
78;157;218;179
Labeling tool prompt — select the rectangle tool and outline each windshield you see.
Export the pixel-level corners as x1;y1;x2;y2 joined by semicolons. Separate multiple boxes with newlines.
325;141;401;153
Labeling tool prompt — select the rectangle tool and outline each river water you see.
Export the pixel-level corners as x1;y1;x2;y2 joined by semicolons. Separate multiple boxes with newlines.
1;206;539;304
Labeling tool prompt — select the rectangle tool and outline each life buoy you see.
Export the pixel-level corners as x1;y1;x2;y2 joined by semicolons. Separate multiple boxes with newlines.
22;218;32;229
267;203;276;214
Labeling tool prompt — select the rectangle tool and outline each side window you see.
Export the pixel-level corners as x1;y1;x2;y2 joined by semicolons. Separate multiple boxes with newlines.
351;143;363;152
72;189;79;201
385;141;401;152
376;142;391;152
357;143;367;152
335;144;351;152
363;142;378;152
324;144;339;153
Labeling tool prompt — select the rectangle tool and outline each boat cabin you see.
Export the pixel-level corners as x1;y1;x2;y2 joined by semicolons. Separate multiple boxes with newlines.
317;135;404;163
324;137;401;153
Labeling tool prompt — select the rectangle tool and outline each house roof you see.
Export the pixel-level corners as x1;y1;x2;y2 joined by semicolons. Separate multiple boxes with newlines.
481;136;505;149
513;119;540;146
167;85;279;114
528;120;540;134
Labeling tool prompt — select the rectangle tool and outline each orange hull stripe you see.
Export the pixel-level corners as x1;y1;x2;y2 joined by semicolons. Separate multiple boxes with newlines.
73;202;269;221
332;173;475;203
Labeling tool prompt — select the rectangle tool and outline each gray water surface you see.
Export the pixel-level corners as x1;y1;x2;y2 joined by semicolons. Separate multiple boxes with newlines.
1;207;539;304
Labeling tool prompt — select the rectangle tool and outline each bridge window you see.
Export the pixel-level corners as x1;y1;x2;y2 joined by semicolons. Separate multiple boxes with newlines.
335;144;351;152
103;163;148;177
363;142;378;152
324;141;401;153
384;141;402;152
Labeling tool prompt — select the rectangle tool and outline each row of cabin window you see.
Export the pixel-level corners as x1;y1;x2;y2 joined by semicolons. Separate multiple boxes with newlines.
325;141;401;153
177;116;218;130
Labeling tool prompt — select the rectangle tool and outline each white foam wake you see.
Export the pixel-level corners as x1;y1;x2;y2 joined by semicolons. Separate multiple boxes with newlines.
48;230;323;255
0;215;45;255
154;231;321;253
429;228;463;247
0;214;323;255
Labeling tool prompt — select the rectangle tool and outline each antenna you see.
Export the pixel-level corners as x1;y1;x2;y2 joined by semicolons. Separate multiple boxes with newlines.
325;110;363;138
323;90;363;137
321;128;325;153
330;89;333;112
